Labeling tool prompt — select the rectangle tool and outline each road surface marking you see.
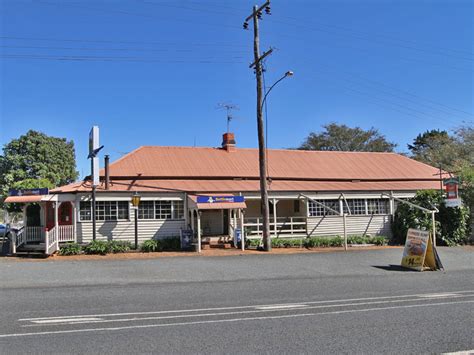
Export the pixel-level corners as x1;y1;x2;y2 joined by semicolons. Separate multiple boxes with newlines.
1;300;472;339
417;293;460;299
31;317;103;324
19;289;473;322
255;304;308;310
21;294;474;327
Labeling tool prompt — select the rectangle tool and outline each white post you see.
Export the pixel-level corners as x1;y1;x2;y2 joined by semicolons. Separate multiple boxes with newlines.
240;209;245;251
272;198;278;238
72;201;77;243
184;193;189;227
54;202;59;251
197;211;202;253
431;210;436;247
343;213;348;251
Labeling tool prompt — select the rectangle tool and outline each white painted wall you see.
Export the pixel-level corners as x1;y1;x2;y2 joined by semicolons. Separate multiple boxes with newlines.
307;215;392;237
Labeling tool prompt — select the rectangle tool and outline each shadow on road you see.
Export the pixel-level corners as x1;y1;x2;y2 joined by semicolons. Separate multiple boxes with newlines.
372;265;417;272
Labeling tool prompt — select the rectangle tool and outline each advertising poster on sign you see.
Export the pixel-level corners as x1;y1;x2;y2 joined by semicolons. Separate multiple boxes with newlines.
401;229;430;271
401;228;443;271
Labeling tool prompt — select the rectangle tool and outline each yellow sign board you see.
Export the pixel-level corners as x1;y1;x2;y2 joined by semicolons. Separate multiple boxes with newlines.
401;228;443;271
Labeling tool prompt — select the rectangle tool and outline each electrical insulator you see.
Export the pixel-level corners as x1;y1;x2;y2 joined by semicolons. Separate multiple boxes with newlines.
265;6;271;14
243;22;249;29
257;11;262;19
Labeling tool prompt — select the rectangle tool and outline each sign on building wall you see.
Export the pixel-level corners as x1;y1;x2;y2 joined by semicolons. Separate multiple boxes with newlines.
443;177;461;208
89;126;100;187
9;188;49;196
401;228;443;271
196;195;245;204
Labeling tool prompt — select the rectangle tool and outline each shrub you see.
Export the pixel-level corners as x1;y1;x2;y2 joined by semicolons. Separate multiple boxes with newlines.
329;236;343;247
108;240;132;253
392;190;470;246
140;240;161;253
369;236;388;246
160;237;180;251
246;238;262;248
59;243;82;256
83;240;109;255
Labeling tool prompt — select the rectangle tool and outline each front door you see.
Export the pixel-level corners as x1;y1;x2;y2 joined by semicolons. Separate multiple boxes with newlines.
223;210;229;235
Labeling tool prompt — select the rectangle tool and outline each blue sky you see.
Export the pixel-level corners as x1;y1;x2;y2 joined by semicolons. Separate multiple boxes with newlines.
1;0;473;178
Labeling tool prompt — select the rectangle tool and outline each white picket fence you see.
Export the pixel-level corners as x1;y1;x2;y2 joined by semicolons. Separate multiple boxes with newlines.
45;228;58;255
57;225;75;242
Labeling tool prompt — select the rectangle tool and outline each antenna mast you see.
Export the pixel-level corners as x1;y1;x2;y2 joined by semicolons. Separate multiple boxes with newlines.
217;103;239;133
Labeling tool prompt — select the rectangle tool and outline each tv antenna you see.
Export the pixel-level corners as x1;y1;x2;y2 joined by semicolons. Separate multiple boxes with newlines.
217;103;239;133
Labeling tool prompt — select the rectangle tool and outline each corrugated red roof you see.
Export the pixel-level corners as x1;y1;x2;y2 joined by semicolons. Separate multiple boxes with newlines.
4;195;44;203
52;178;439;194
100;146;440;181
53;145;441;194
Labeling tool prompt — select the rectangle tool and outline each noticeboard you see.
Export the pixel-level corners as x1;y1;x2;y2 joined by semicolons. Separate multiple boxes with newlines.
180;229;193;250
401;228;443;271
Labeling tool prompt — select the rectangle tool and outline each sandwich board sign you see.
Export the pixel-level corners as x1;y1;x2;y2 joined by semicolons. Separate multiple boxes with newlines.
401;228;443;271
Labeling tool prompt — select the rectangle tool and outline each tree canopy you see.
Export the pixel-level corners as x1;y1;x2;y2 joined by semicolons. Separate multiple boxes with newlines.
0;130;78;199
298;123;396;152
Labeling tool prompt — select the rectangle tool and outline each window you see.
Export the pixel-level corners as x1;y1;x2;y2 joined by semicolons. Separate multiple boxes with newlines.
96;201;117;221
367;199;389;215
172;200;184;219
79;201;129;221
117;201;129;219
343;199;366;215
79;201;91;221
156;201;172;219
138;201;155;219
308;200;340;217
294;200;300;213
138;200;184;220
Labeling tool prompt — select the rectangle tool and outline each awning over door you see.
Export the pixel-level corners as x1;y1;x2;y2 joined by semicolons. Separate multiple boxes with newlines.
4;195;44;203
188;195;246;210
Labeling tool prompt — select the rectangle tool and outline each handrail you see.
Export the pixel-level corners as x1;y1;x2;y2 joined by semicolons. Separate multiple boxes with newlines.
45;227;59;255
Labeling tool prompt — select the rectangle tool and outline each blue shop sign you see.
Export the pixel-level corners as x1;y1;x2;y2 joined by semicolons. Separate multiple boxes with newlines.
9;188;49;196
196;195;245;204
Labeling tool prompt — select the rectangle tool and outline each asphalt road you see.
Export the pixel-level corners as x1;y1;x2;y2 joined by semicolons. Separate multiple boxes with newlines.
0;247;473;354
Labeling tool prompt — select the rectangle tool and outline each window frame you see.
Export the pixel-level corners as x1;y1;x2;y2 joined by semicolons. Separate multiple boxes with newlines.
308;199;340;217
78;200;130;222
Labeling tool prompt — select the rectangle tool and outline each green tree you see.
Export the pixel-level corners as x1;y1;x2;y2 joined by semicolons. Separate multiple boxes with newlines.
407;129;458;169
392;190;470;246
298;123;396;152
0;130;78;199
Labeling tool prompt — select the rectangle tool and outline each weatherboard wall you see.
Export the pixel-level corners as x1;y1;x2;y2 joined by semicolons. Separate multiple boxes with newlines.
306;215;392;237
76;219;186;243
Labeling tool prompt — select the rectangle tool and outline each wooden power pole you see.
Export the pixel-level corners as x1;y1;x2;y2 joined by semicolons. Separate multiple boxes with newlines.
244;1;272;251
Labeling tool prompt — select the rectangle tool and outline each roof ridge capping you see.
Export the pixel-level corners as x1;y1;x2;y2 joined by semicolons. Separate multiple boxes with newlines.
128;145;401;154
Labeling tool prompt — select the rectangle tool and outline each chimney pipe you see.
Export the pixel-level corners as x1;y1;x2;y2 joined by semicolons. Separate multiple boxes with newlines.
104;155;110;190
222;132;236;152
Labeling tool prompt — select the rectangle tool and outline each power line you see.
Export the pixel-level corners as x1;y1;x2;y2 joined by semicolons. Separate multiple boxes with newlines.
271;19;474;62
0;44;247;54
280;15;474;58
35;1;242;30
304;60;473;120
150;1;473;59
0;36;249;48
304;70;459;128
1;54;244;64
